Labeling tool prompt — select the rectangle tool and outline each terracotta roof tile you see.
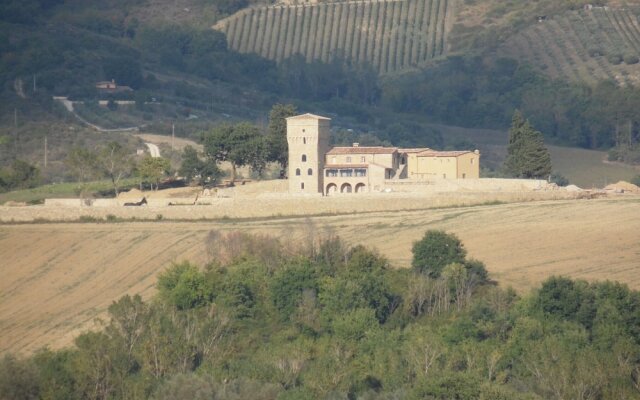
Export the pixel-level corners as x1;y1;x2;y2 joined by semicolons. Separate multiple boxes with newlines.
327;146;398;155
286;113;331;120
416;150;472;157
399;148;431;153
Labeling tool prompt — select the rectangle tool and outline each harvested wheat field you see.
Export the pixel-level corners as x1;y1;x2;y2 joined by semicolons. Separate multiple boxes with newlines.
1;197;639;355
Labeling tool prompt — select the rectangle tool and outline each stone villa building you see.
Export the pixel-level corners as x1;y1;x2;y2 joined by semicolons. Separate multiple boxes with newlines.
287;113;480;195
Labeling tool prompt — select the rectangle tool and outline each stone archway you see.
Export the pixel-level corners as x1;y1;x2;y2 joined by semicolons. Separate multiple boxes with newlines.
326;183;337;195
355;183;366;193
340;183;352;193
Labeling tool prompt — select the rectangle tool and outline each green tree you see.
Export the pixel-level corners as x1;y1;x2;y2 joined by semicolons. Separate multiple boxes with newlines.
270;262;318;321
157;262;211;310
202;122;265;182
0;354;40;400
266;103;297;172
106;295;149;365
412;230;467;278
65;147;98;184
12;160;40;189
137;156;170;190
97;142;134;197
178;145;221;188
504;110;552;179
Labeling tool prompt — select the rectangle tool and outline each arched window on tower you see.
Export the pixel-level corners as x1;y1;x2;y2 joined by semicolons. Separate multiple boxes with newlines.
308;168;313;176
303;138;306;144
302;154;307;162
295;168;301;176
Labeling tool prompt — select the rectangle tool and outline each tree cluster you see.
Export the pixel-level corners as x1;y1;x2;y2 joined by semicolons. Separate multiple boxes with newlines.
3;229;640;399
196;104;296;183
382;55;640;155
65;142;173;195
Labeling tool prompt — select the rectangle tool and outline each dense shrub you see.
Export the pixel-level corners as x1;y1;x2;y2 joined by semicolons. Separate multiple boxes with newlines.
624;53;640;65
412;230;467;277
607;53;623;65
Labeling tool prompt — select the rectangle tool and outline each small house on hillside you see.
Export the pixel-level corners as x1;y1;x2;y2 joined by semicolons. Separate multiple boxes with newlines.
95;79;133;93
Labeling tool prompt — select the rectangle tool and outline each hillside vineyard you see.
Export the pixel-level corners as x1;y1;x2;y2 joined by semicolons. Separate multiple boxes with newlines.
213;0;457;73
501;8;640;86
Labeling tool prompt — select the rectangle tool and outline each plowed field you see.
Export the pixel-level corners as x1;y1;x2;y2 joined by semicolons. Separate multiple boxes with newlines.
1;197;639;355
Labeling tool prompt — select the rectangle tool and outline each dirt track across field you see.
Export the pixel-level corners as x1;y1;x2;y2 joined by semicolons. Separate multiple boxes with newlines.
1;197;639;355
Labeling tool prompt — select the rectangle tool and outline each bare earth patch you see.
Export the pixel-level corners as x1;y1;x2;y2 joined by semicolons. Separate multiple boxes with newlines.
1;196;639;355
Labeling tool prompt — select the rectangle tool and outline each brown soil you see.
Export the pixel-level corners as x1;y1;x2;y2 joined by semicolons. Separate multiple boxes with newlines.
604;180;640;193
1;197;639;355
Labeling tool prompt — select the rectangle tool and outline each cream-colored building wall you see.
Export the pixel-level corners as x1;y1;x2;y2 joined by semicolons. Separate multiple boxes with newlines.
287;116;330;194
326;152;396;169
412;156;457;179
323;164;388;194
406;153;419;177
408;152;480;180
456;152;480;179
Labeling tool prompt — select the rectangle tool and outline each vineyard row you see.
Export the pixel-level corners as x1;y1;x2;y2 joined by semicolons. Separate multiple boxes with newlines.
214;0;456;74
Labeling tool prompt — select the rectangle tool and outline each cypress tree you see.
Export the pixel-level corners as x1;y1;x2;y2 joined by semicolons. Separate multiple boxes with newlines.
504;110;552;179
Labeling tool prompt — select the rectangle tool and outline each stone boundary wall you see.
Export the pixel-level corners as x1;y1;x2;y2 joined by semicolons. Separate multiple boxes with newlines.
383;178;551;192
4;190;585;222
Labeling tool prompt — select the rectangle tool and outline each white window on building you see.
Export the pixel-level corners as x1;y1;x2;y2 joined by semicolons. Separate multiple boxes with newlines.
346;156;352;163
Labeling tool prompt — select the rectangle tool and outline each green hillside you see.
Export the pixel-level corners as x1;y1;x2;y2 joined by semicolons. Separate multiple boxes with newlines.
500;7;640;86
3;0;640;188
214;0;458;73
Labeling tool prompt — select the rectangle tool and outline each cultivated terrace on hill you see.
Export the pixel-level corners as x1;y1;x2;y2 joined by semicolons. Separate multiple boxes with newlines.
1;230;640;399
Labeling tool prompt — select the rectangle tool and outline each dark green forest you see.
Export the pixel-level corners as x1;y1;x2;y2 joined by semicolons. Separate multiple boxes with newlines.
2;230;640;399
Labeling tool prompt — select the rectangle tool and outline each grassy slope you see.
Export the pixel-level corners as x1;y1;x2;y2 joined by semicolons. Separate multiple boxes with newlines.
0;178;139;204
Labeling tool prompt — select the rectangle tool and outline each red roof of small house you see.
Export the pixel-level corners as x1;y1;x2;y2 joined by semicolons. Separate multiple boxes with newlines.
416;150;473;157
327;146;398;155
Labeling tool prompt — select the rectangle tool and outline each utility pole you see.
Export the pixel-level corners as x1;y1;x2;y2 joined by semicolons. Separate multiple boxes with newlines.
13;108;18;159
172;123;175;151
44;135;48;168
33;74;37;92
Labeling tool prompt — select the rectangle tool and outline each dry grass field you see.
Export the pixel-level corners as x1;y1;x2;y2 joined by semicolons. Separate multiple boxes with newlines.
1;196;639;355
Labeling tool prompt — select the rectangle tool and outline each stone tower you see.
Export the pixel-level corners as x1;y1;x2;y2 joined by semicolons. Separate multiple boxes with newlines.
286;113;331;195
